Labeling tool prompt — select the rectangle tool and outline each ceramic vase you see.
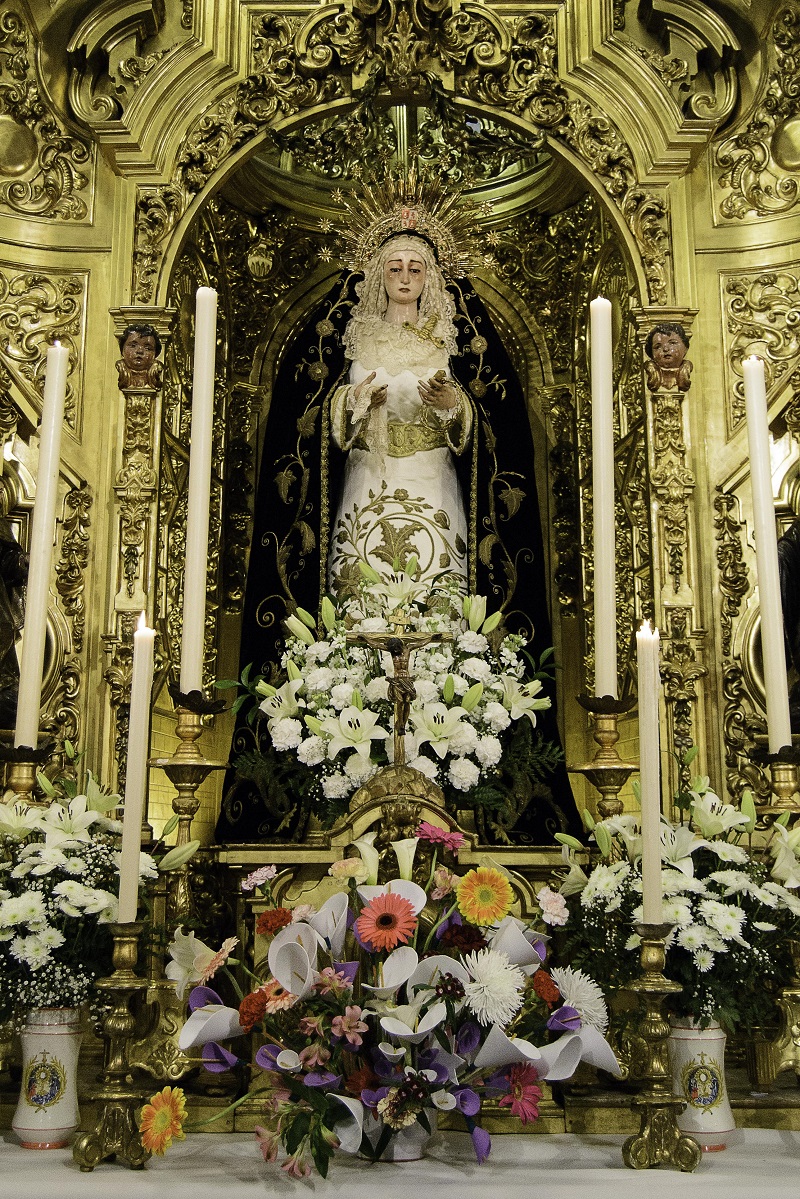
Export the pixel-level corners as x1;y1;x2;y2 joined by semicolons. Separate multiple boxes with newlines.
12;1007;83;1149
668;1017;735;1151
363;1109;437;1161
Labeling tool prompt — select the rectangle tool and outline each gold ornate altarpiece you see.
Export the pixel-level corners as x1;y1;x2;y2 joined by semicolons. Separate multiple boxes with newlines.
1;0;800;1133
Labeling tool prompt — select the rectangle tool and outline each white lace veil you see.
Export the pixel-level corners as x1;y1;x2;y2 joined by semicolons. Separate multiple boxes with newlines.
344;234;458;359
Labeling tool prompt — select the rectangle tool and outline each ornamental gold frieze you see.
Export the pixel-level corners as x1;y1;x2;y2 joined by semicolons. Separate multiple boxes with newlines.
659;606;707;788
722;267;800;435
541;385;580;616
129;2;672;308
0;7;93;221
648;388;695;593
714;3;800;222
55;483;92;657
0;266;85;433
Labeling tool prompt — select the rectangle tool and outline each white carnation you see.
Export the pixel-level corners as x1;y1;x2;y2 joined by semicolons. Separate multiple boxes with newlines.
457;631;488;654
364;677;390;704
322;772;352;800
448;757;480;792
330;683;354;710
460;657;493;683
305;667;335;693
413;679;440;705
448;723;480;756
483;701;511;733
357;617;390;633
475;735;503;767
297;735;326;766
269;717;304;751
408;755;439;781
344;754;376;784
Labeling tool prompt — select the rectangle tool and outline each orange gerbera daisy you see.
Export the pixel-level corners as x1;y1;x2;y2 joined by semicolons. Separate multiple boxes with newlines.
355;892;417;951
139;1086;187;1155
457;866;514;926
260;977;298;1013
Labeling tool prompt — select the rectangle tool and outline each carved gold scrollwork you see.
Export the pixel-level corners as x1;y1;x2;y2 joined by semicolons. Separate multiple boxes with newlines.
660;606;707;783
0;268;84;430
723;269;800;432
133;185;184;304
55;483;92;656
715;4;800;220
0;8;92;221
649;390;696;592
542;385;580;615
115;393;158;601
713;487;770;803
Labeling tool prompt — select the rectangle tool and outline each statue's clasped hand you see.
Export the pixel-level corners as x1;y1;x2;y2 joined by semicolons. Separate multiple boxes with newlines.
419;370;457;411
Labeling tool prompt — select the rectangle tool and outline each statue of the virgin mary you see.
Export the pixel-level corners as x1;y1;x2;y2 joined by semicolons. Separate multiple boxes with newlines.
216;173;580;843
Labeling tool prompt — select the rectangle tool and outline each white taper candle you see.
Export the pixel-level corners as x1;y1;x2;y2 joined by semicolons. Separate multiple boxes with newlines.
118;612;155;923
590;297;618;698
637;620;663;924
180;286;217;695
14;342;69;748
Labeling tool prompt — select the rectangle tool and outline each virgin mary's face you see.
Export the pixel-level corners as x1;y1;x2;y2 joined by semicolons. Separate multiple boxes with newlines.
383;251;426;308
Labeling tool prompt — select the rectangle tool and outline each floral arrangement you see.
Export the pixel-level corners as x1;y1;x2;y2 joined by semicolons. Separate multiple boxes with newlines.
228;565;560;828
151;823;619;1176
0;745;197;1024
558;763;800;1031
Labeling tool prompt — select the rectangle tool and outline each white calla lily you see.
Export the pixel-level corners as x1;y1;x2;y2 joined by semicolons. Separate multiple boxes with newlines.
432;1089;456;1111
360;945;419;998
329;1094;365;1155
489;916;544;975
378;1042;406;1063
267;922;321;997
380;1000;447;1043
178;1004;244;1051
407;954;470;1000
352;830;380;885
358;878;427;915
473;1024;543;1070
309;891;349;958
391;837;419;881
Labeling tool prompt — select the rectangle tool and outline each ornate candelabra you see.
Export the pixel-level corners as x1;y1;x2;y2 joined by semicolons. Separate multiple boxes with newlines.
72;923;151;1171
568;695;638;818
621;923;701;1172
0;742;54;805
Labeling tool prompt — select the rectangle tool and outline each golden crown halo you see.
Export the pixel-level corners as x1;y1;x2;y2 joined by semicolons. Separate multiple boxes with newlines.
323;166;494;280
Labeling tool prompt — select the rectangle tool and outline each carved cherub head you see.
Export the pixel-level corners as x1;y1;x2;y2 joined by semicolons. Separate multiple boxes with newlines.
116;323;162;389
644;323;692;392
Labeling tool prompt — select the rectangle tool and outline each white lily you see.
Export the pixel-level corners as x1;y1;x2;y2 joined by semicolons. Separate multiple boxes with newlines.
352;830;380;885
498;676;551;725
319;705;390;759
0;802;43;840
690;790;750;839
661;824;705;877
40;796;99;846
85;770;121;815
410;702;469;759
165;927;220;1000
770;824;800;888
391;837;419;881
558;844;589;897
602;814;642;864
372;571;428;611
260;678;305;721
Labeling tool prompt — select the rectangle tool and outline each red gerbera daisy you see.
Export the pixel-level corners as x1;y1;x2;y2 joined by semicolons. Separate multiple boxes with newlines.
355;892;417;951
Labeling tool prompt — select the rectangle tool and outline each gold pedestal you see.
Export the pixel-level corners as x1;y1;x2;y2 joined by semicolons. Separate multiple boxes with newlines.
568;695;637;818
621;924;702;1172
72;923;151;1171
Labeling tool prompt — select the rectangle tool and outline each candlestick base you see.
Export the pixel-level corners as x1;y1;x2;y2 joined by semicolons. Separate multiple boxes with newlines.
0;742;54;806
746;939;800;1090
750;743;800;822
621;923;701;1173
72;922;151;1172
149;707;225;922
569;695;637;818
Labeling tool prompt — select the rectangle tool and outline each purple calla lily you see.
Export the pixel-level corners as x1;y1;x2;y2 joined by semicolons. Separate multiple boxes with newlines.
201;1041;240;1072
547;1004;582;1033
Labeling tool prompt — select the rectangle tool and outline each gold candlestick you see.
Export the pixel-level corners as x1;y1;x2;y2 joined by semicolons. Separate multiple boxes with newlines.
0;742;53;806
72;922;151;1171
621;923;702;1172
568;695;638;818
150;702;225;922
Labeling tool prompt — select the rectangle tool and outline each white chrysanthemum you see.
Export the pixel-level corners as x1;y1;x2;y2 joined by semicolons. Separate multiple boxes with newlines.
32;926;66;950
407;755;439;781
297;735;326;766
448;757;480;792
698;898;746;941
0;891;47;926
676;925;705;951
463;948;526;1026
625;933;641;951
707;870;752;895
483;701;511;733
321;772;351;800
475;735;503;768
549;966;609;1033
693;949;715;972
704;842;748;865
753;920;777;932
662;898;693;928
269;717;304;751
661;871;707;896
457;631;489;655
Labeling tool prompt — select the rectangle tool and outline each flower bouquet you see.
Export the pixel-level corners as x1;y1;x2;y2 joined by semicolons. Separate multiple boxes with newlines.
225;565;561;834
558;768;800;1031
157;824;619;1177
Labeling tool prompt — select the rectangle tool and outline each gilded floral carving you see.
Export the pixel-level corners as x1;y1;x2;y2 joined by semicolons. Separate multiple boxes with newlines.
55;483;92;657
660;607;707;783
722;268;800;432
649;390;695;592
0;8;92;221
715;4;800;220
0;267;83;430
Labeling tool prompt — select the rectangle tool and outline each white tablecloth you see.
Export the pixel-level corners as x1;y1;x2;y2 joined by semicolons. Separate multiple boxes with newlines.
1;1129;798;1198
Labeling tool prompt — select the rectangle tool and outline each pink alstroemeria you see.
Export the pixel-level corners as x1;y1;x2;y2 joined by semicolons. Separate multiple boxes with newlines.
299;1015;326;1037
299;1043;331;1069
331;1005;369;1048
314;966;351;996
254;1125;280;1162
